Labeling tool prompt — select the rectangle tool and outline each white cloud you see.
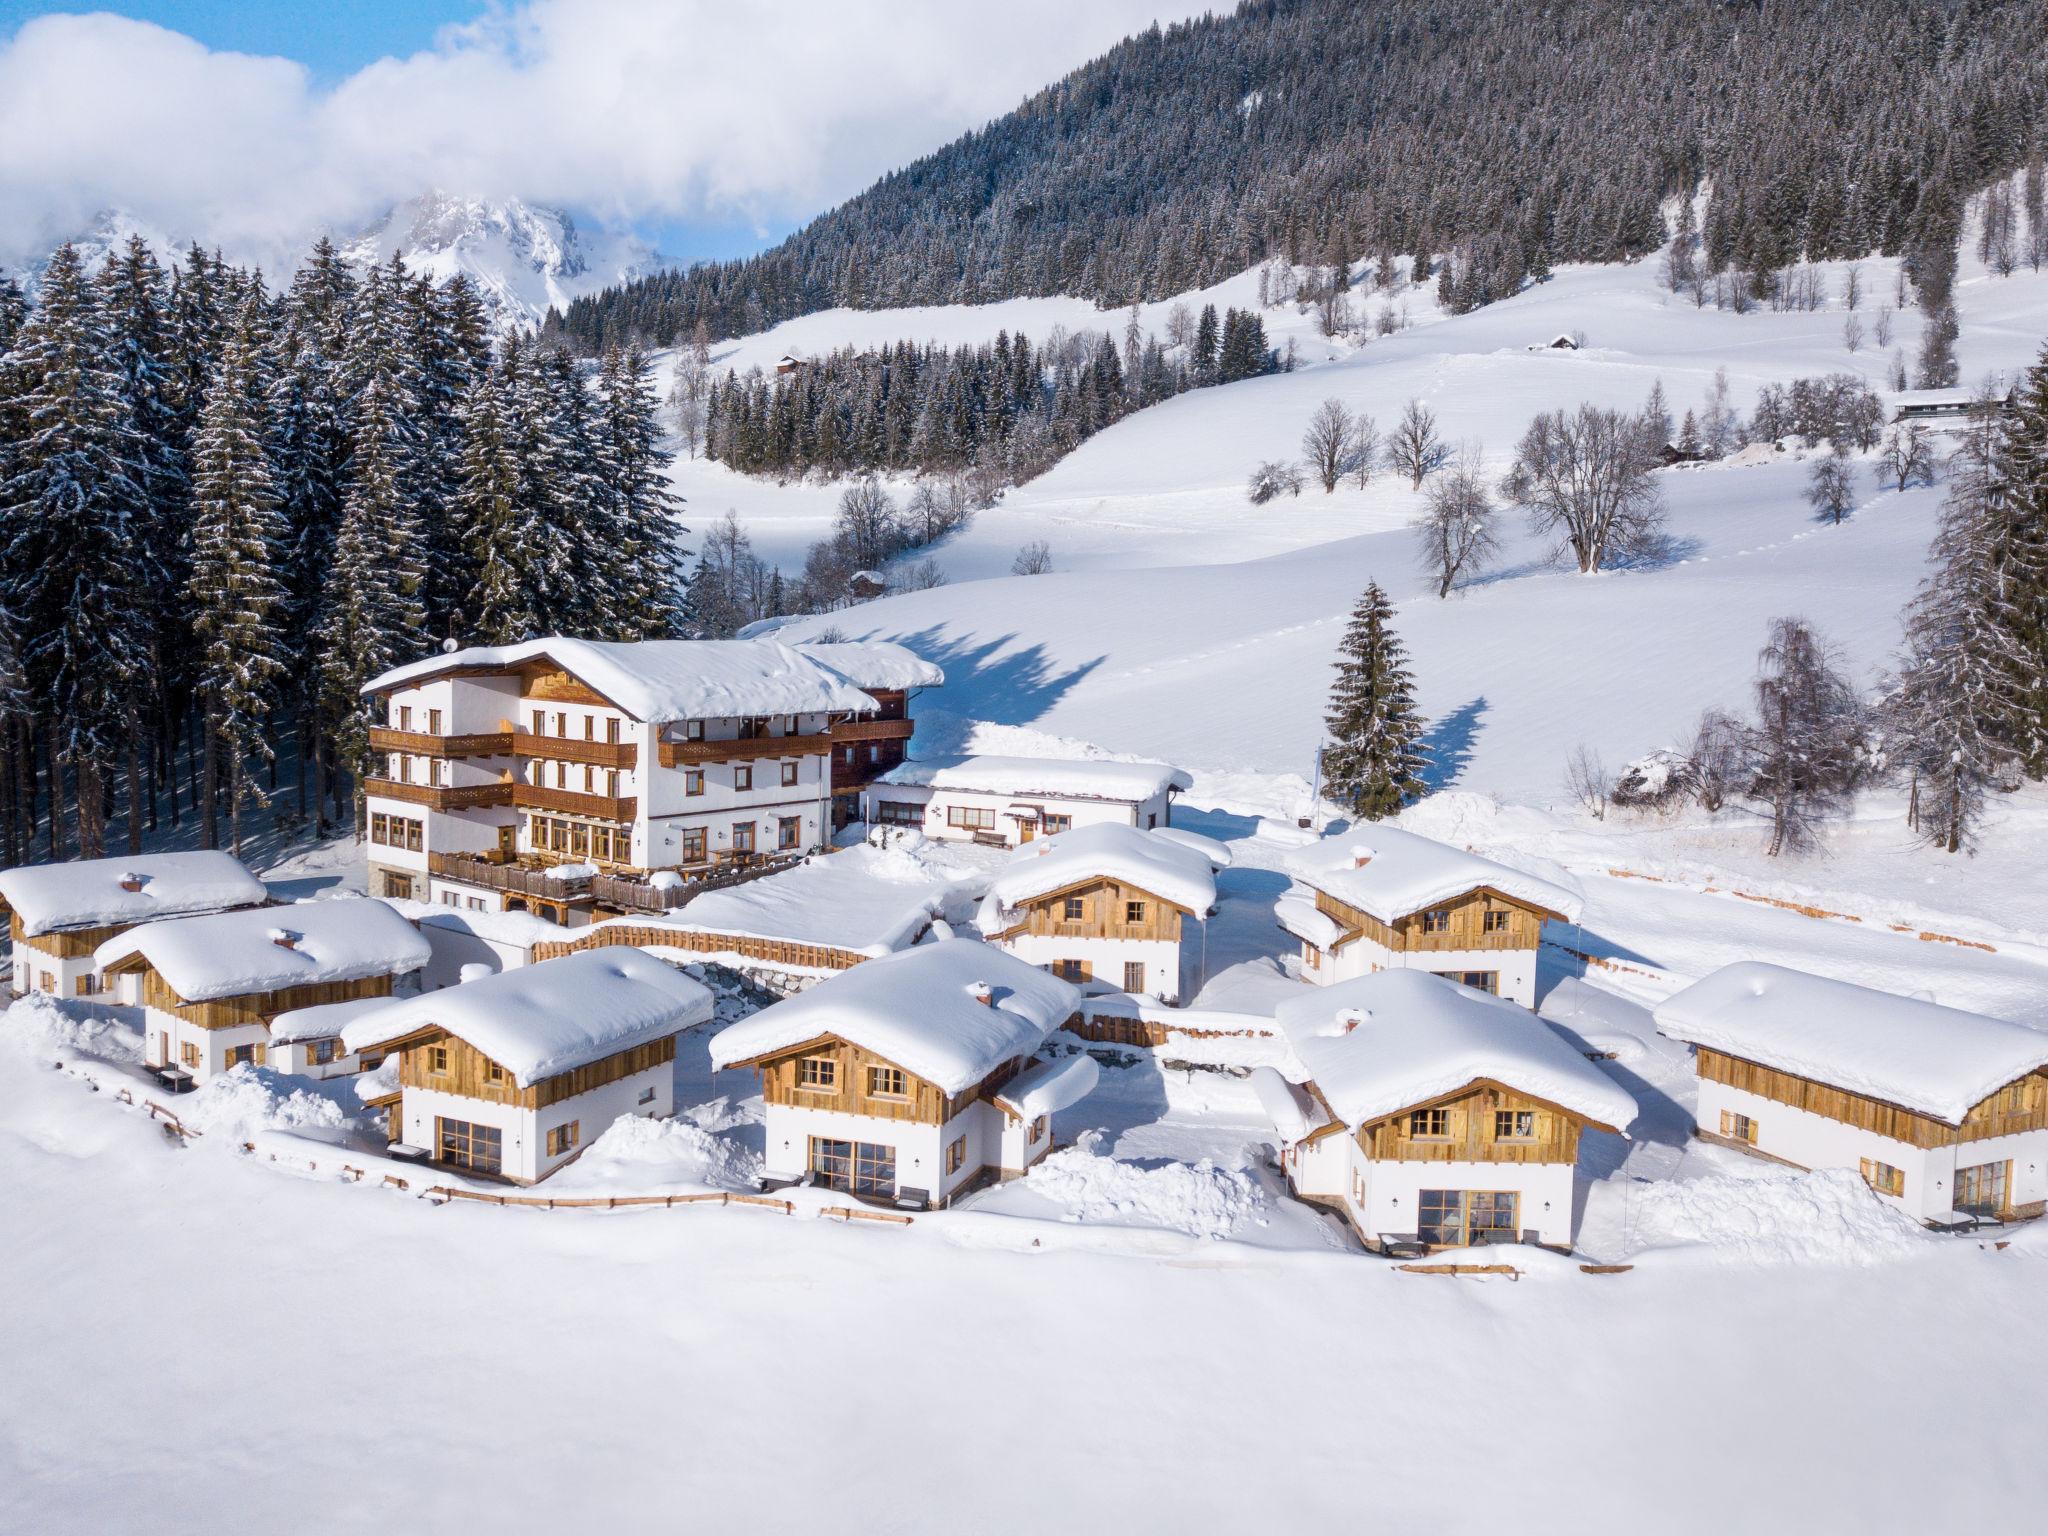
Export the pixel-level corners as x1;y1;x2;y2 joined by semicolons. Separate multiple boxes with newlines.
0;1;1211;268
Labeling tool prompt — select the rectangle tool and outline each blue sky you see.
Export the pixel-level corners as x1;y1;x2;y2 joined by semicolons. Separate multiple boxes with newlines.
0;2;1206;271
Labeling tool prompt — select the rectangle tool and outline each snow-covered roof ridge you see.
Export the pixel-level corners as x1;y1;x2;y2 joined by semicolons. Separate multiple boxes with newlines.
994;1052;1100;1121
796;640;945;692
1288;824;1582;925
341;949;714;1089
878;753;1193;803
985;822;1224;916
268;995;403;1046
361;637;890;722
708;939;1081;1094
94;897;430;1004
1271;970;1637;1134
1653;962;2048;1126
0;851;267;937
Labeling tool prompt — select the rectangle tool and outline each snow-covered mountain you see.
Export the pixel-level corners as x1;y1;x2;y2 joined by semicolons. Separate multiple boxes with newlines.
339;192;659;332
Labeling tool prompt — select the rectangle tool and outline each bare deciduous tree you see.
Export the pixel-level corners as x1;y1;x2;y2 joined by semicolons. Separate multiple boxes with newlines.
1011;540;1053;576
1387;398;1448;488
1498;404;1668;572
1414;447;1500;597
1302;398;1354;492
892;558;948;593
1346;412;1381;488
1876;423;1936;492
1748;617;1866;856
1564;743;1612;821
1246;459;1304;504
1687;708;1746;812
1806;448;1856;524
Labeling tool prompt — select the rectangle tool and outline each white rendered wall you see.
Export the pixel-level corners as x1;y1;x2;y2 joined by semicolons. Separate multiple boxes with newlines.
150;1006;270;1084
401;1063;670;1184
12;946;96;999
1354;1145;1579;1248
534;1063;669;1180
759;1101;949;1196
1311;937;1539;1008
270;1041;362;1080
1000;933;1185;1003
863;784;1155;847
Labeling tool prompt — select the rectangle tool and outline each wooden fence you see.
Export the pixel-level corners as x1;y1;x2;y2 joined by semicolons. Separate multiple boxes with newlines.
424;1185;799;1214
532;922;870;972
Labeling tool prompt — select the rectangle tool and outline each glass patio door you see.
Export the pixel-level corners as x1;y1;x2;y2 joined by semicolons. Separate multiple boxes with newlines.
1955;1161;2008;1217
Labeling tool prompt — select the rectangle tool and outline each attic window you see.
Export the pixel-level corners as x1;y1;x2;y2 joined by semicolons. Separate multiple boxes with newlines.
1420;909;1452;934
1407;1108;1449;1139
1483;909;1511;933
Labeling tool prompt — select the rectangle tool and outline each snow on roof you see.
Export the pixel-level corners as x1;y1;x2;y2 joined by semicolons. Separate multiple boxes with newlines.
1652;962;2048;1126
796;640;944;693
985;823;1222;915
1274;890;1344;950
1891;388;1974;409
362;637;885;722
95;897;430;1004
1248;1065;1329;1144
994;1052;1099;1121
1273;970;1637;1133
341;948;714;1088
0;851;267;937
386;898;569;953
877;754;1192;804
268;995;401;1046
1289;824;1582;925
708;939;1080;1094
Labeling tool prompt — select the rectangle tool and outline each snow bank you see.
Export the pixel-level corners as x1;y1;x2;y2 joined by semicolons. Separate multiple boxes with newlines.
1627;1166;1940;1267
1022;1133;1264;1241
549;1112;763;1194
177;1066;354;1144
1;993;141;1063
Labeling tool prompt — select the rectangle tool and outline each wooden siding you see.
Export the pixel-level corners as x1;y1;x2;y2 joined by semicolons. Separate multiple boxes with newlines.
1697;1048;2048;1149
751;1034;1024;1125
141;969;394;1031
521;668;616;708
532;922;869;972
1001;877;1187;944
1317;886;1547;955
1358;1080;1588;1164
400;1028;675;1110
9;913;124;958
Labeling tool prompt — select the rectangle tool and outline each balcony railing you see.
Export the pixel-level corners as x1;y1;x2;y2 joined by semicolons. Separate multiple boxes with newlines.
658;732;833;768
829;717;916;745
430;849;806;914
511;783;638;822
429;851;594;900
512;731;638;769
364;777;514;811
369;726;515;757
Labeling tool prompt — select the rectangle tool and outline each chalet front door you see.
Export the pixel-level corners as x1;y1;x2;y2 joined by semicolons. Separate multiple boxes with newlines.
497;825;517;858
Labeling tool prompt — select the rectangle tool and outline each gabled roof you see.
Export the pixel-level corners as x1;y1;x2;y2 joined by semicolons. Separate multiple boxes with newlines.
362;637;887;723
877;754;1192;804
795;640;944;693
268;995;399;1046
94;897;430;1004
341;949;714;1089
708;939;1079;1095
0;851;267;937
1271;970;1636;1135
984;823;1227;917
1653;962;2048;1127
1289;825;1582;926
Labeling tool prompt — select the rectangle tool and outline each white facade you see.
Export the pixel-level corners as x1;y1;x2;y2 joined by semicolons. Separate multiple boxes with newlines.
1694;1075;2048;1224
398;1060;672;1185
141;1007;273;1084
865;782;1173;848
1282;1129;1580;1250
999;932;1185;1003
1297;934;1540;1009
10;943;100;1000
757;1094;1049;1208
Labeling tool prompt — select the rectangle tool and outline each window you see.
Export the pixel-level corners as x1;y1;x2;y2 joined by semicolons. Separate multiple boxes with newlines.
437;1117;503;1175
1718;1109;1757;1145
680;827;708;864
583;715;595;741
876;801;922;826
1056;959;1087;983
398;705;413;730
866;1064;907;1099
180;1041;201;1069
1955;1161;2009;1217
867;745;881;764
1494;1110;1536;1141
583;764;595;792
1123;961;1146;993
74;974;97;997
546;1121;580;1158
778;816;802;851
809;1137;896;1197
224;1043;263;1070
685;770;705;796
735;765;753;791
1146;813;1157;829
1063;896;1086;921
485;1061;505;1085
781;761;799;787
1861;1158;1905;1197
1421;908;1452;934
1029;1115;1049;1144
428;1044;450;1075
531;709;546;736
732;822;756;853
406;818;423;852
1483;909;1512;934
432;759;449;787
946;805;998;831
945;1135;966;1175
1435;970;1498;994
1124;900;1145;924
311;1039;339;1066
638;1086;656;1106
797;1056;838;1091
439;889;459;906
607;717;621;744
685;719;704;741
468;897;486;911
1419;1188;1518;1247
427;708;442;734
554;712;568;736
1042;814;1072;834
1408;1107;1450;1139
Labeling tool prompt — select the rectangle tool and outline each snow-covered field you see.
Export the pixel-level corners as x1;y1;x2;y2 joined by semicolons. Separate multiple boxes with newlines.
8;229;2048;1532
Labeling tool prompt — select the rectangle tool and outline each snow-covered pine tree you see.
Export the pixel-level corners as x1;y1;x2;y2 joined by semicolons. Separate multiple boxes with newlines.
456;366;543;644
1320;581;1428;819
0;245;154;856
1993;344;2048;773
0;275;26;354
188;295;291;857
595;345;688;639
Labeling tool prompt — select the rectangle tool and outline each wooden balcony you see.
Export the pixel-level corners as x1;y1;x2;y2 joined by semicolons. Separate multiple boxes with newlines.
429;851;594;900
512;731;638;769
830;716;916;745
363;777;514;811
658;732;833;768
369;726;515;757
512;783;638;822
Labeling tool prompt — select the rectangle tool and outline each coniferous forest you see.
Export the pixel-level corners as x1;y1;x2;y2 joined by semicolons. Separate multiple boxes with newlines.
548;0;2048;353
0;240;684;863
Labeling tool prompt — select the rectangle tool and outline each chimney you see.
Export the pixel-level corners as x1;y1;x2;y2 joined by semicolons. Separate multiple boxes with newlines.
269;927;299;951
969;982;993;1008
1351;846;1375;870
1334;1007;1368;1035
118;872;145;893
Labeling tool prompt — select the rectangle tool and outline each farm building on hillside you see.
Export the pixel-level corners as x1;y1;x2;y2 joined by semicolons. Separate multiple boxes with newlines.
341;948;713;1184
1654;962;2048;1225
95;899;429;1090
977;823;1228;1003
1276;826;1581;1007
1255;970;1636;1253
709;939;1087;1209
865;754;1191;848
0;852;268;1000
1888;387;2009;430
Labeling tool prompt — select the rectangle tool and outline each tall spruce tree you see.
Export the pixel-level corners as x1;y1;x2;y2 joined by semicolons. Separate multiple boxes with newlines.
1320;581;1428;819
456;367;544;643
596;344;689;639
188;296;291;856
